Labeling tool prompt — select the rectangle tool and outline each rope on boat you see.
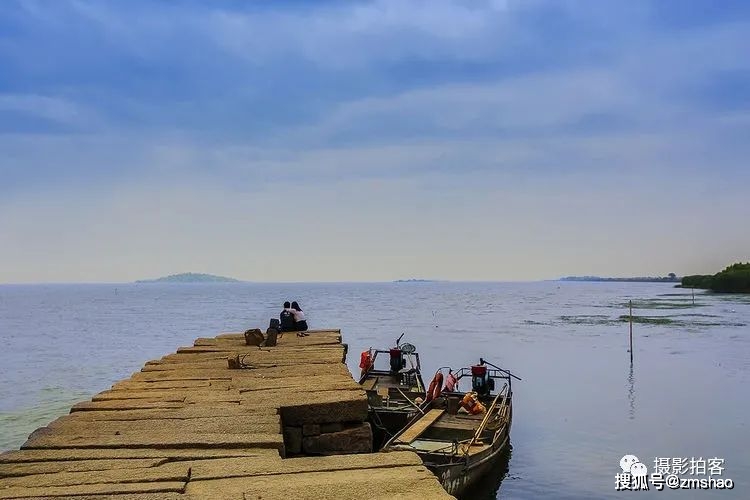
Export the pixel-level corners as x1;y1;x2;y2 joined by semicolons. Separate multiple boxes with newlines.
370;408;397;447
396;388;425;415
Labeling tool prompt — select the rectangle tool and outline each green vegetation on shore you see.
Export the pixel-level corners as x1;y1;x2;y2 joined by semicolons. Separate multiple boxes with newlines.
136;273;240;283
681;263;750;293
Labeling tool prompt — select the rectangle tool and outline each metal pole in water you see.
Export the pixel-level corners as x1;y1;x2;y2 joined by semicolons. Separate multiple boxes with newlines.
692;287;695;306
629;300;634;363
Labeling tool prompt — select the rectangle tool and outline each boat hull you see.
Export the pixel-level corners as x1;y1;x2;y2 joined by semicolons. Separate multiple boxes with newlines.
381;361;518;497
407;396;513;498
424;431;510;498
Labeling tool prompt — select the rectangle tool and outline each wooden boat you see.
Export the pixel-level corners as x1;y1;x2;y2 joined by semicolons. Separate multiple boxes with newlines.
382;359;520;498
358;334;426;449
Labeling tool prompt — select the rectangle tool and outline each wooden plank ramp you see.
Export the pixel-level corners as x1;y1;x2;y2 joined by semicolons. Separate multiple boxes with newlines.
396;409;445;444
0;329;452;499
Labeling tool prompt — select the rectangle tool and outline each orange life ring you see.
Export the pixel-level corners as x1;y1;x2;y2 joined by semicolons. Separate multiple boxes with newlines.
425;371;444;402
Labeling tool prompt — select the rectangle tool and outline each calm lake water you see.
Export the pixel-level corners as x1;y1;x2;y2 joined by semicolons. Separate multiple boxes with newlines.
1;282;748;498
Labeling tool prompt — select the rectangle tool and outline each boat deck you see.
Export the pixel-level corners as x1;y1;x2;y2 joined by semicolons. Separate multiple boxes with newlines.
409;439;491;456
361;371;423;394
390;390;510;460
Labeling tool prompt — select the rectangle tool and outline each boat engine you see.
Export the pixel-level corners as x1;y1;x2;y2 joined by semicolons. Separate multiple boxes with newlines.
389;348;404;374
471;364;495;396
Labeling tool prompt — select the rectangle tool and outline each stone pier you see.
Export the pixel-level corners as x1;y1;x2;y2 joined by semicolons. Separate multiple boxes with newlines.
0;329;452;499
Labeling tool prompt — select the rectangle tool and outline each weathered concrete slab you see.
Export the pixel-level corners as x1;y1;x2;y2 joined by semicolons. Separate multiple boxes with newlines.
184;392;243;404
234;374;360;393
127;370;235;382
0;481;186;499
156;348;345;365
143;352;344;370
71;400;186;412
17;494;186;500
21;432;282;451
0;448;278;463
141;359;230;371
302;423;372;455
177;343;344;355
127;362;349;382
40;416;280;436
274;389;368;425
47;407;277;422
0;462;189;488
0;458;166;478
92;390;191;402
185;467;451;500
183;451;422;481
110;380;214;391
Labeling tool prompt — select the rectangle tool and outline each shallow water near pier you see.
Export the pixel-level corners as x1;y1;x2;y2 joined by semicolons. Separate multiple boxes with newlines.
1;281;748;498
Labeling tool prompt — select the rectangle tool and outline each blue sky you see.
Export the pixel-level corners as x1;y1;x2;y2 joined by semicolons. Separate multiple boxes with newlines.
1;0;749;282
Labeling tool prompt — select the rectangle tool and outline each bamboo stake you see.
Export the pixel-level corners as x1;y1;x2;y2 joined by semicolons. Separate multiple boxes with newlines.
629;300;634;363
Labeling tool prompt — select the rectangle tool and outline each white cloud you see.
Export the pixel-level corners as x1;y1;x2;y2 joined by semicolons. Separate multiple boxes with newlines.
0;94;97;127
203;0;521;67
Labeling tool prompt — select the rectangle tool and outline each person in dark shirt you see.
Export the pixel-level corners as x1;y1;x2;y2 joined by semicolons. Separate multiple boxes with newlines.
279;301;296;332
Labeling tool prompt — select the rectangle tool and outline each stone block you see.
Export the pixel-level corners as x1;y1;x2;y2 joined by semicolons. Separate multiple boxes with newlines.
319;423;343;434
302;424;320;437
283;426;302;456
280;391;368;426
301;423;372;455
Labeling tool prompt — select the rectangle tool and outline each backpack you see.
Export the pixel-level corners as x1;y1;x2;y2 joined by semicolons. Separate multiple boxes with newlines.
279;310;296;331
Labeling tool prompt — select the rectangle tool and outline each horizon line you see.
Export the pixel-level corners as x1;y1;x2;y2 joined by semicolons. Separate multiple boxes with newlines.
0;278;684;286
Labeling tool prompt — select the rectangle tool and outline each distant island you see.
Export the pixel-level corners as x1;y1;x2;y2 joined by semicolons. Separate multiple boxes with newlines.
561;274;680;283
136;273;241;283
681;262;750;293
393;279;442;283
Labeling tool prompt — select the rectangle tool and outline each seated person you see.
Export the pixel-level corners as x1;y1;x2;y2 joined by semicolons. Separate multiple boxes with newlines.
279;301;296;332
291;301;308;331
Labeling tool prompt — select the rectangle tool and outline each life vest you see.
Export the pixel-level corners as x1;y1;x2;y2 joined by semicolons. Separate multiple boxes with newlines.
444;371;458;392
359;350;373;373
425;371;443;403
460;391;486;415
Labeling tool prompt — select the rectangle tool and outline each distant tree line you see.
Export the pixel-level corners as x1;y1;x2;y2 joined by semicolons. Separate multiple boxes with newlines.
561;275;679;282
681;262;750;293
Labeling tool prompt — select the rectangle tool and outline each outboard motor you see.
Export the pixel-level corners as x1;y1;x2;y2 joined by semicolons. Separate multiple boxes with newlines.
471;364;495;396
389;348;404;374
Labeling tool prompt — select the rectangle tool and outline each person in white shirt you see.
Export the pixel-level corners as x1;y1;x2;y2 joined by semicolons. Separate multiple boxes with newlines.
291;301;308;331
